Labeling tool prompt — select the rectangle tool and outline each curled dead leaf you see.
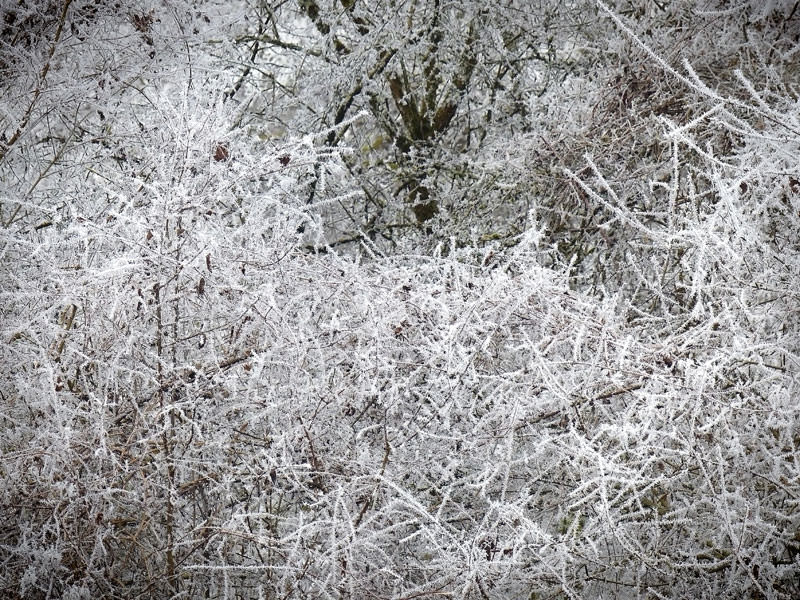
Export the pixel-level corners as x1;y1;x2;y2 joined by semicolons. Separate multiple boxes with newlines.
214;143;230;162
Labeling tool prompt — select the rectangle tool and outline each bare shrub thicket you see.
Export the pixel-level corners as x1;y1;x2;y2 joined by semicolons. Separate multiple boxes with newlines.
2;1;800;598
